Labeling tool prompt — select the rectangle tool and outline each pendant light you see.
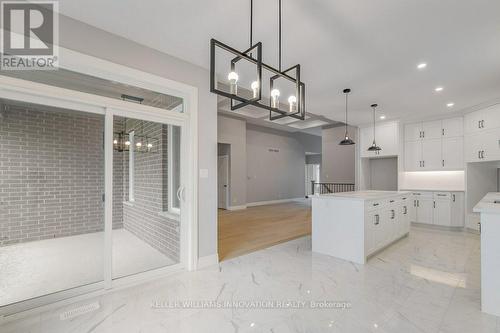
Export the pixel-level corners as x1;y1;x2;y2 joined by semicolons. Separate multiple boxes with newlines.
209;0;306;121
339;88;355;145
367;103;382;151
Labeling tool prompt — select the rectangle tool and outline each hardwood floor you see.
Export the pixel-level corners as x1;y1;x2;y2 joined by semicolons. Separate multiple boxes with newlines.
218;201;312;261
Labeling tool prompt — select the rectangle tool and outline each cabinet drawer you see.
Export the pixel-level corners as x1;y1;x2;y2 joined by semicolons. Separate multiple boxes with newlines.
433;192;451;200
411;191;433;198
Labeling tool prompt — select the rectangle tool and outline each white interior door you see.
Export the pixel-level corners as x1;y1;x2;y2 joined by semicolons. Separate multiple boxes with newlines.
218;155;229;209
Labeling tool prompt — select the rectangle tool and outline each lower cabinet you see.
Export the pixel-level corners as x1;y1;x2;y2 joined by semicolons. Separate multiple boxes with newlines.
365;195;410;256
409;191;464;227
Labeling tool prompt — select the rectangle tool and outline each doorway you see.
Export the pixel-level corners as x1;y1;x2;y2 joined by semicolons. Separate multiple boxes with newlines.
0;52;197;315
218;156;229;209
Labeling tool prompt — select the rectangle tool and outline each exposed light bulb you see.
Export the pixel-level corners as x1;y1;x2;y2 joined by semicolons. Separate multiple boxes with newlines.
288;95;297;113
417;63;427;70
227;71;239;95
251;81;259;98
271;88;280;108
125;141;131;146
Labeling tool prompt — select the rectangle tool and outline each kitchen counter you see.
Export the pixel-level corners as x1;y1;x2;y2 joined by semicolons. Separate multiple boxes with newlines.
474;192;500;317
314;190;410;201
312;191;410;264
473;192;500;214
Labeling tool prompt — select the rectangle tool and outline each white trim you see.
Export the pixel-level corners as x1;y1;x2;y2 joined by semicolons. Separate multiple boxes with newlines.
0;45;199;314
158;211;180;221
104;110;113;290
246;197;307;207
227;205;248;211
128;131;135;202
197;254;219;268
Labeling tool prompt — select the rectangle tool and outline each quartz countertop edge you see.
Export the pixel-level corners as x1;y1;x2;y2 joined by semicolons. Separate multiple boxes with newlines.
401;188;465;192
312;190;411;201
473;192;500;214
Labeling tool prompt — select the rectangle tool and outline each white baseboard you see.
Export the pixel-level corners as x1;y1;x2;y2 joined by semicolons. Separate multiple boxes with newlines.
246;197;306;207
227;205;247;211
197;254;219;268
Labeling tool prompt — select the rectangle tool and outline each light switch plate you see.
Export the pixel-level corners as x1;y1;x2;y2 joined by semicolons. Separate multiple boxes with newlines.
199;169;209;178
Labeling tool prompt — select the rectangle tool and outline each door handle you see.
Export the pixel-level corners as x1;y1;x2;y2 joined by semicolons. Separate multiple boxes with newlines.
176;186;182;201
433;201;436;209
478;150;481;159
481;150;485;159
478;120;481;129
481;120;485;128
452;194;456;202
417;200;420;207
442;160;445;167
403;206;407;215
374;214;380;225
391;209;395;219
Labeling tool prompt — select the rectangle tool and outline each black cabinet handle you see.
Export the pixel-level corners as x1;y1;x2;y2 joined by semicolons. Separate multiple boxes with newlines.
374;214;380;225
433;201;436;208
403;206;407;215
452;194;456;202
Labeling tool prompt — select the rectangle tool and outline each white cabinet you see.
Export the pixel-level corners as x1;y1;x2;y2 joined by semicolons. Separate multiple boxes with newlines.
360;121;399;158
442;137;464;169
409;191;464;227
465;129;500;163
422;139;442;170
433;193;451;226
405;122;423;142
422;120;442;140
404;117;464;171
450;192;464;227
464;104;500;135
404;141;422;170
442;117;463;138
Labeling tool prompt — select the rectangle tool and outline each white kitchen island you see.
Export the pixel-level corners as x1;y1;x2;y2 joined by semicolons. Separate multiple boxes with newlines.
473;192;500;317
312;191;411;264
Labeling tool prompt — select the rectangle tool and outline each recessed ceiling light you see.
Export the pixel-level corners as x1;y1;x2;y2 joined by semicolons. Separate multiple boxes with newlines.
447;102;455;108
417;63;427;70
379;115;386;120
435;87;444;92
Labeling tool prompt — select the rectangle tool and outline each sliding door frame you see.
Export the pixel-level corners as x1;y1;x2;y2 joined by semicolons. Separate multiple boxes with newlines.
0;46;199;317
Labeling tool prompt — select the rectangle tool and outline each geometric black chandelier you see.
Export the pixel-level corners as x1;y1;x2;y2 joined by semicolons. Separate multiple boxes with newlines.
210;0;306;121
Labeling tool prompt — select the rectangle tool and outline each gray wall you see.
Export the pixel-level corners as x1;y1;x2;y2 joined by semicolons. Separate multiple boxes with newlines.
246;125;308;203
58;15;218;258
217;116;247;207
0;106;107;246
321;125;357;183
217;115;321;205
369;157;398;191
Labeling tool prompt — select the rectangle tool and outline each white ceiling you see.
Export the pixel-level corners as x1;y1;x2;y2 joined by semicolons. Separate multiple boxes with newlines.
58;0;500;125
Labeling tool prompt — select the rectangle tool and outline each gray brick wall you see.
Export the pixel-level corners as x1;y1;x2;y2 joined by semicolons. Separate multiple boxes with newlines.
119;118;180;262
0;106;112;245
0;107;180;263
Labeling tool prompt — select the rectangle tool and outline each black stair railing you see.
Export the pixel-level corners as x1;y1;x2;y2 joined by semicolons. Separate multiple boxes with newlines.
310;181;355;196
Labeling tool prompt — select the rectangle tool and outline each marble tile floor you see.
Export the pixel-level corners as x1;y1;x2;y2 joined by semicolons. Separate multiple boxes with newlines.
0;229;176;307
2;226;499;333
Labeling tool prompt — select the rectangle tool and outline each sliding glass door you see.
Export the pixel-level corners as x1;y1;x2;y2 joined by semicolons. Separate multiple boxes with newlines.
0;101;105;307
0;68;191;314
111;115;182;279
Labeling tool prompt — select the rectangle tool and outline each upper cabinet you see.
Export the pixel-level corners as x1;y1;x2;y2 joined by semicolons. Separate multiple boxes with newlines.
464;105;500;163
360;121;399;158
404;117;464;171
464;104;500;135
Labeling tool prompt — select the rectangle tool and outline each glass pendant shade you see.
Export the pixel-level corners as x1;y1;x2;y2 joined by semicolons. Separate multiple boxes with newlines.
339;88;355;145
367;103;381;151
